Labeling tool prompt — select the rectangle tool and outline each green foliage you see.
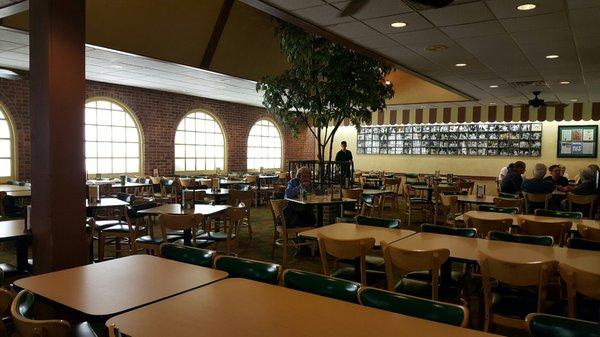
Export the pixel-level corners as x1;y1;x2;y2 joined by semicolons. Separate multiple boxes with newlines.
256;21;394;161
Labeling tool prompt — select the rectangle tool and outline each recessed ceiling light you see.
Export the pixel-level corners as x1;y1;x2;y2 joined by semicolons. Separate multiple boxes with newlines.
559;81;570;85
570;99;578;102
545;54;559;59
455;63;467;67
390;22;407;28
490;102;496;105
0;68;20;80
516;4;536;11
111;65;124;69
385;80;391;85
489;85;498;88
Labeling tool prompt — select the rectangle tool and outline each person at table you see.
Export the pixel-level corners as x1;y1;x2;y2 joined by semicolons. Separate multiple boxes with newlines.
284;167;316;228
498;162;514;181
560;165;570;181
544;164;571;192
335;141;353;183
500;161;526;194
522;163;555;212
563;168;598;215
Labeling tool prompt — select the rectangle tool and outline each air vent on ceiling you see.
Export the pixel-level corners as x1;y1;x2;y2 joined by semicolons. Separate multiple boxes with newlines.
509;80;548;88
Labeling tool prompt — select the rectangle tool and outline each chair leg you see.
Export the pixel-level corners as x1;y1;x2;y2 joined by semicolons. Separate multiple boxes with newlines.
98;234;105;262
271;232;278;258
282;239;288;266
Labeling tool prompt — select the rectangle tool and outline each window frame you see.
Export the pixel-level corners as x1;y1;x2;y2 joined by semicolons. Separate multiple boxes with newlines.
246;118;283;171
174;109;227;174
84;97;144;177
0;102;17;181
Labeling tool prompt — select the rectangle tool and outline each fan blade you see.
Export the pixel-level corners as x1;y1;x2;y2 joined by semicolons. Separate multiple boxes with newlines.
339;0;369;17
412;0;454;7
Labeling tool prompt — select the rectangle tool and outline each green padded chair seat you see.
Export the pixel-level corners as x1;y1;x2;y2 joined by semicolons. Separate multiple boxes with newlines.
214;256;281;284
159;243;215;267
489;231;553;247
72;322;100;337
0;262;21;278
335;216;356;223
478;205;519;214
198;231;237;241
331;267;386;286
394;278;462;303
359;287;467;327
491;286;538;320
421;224;477;238
171;238;215;249
534;209;583;219
355;216;400;229
568;238;600;251
527;314;600;337
101;224;137;233
283;270;360;304
404;269;466;286
135;234;181;244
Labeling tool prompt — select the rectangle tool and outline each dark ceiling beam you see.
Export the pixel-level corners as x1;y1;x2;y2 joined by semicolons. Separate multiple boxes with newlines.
239;0;475;101
201;0;235;69
0;0;28;19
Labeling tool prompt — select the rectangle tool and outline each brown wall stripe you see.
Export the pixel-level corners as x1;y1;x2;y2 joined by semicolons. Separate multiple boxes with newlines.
555;104;564;121
572;103;583;121
520;105;529;122
457;107;466;123
503;105;512;122
472;106;481;122
488;105;497;122
389;110;397;125
443;108;451;123
428;108;437;123
537;106;546;121
377;111;384;125
402;109;410;124
593;103;600;121
415;108;423;124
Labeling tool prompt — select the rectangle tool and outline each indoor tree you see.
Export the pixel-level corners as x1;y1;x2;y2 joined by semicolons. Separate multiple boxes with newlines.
256;21;394;184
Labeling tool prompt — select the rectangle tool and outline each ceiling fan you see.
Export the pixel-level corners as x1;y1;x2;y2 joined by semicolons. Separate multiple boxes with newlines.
339;0;455;17
526;91;565;108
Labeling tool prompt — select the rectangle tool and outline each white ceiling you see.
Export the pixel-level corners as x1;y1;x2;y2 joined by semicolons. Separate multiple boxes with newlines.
264;0;600;106
0;26;264;107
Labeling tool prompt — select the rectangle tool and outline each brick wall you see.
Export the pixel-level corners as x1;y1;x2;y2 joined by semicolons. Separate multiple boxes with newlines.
0;75;315;179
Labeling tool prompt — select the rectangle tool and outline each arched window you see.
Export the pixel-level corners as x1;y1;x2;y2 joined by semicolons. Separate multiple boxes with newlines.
84;99;142;175
174;111;225;172
247;119;282;170
0;104;15;178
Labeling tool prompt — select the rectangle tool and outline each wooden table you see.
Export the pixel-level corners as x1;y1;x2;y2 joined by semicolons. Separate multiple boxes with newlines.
410;184;454;202
86;197;129;209
0;219;30;272
6;190;31;198
460;211;600;231
14;255;228;317
456;195;495;205
362;189;395;196
111;182;152;193
218;179;248;187
389;232;600;275
199;188;230;204
286;196;356;227
107;278;501;337
0;184;30;192
299;223;415;246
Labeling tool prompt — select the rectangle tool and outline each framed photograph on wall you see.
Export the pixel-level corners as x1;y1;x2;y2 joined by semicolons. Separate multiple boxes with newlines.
557;125;598;158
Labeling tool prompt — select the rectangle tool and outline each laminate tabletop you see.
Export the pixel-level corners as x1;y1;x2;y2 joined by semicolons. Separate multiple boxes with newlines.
137;203;230;216
14;255;228;316
110;182;152;189
85;197;129;208
0;219;29;241
107;278;502;337
0;184;30;192
456;195;495;204
299;223;415;246
460;211;600;230
286;196;356;205
6;190;31;198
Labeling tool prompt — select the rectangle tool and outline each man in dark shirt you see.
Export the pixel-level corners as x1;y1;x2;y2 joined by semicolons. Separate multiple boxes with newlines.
500;161;526;194
544;164;571;192
335;141;353;182
523;163;555;213
572;168;597;196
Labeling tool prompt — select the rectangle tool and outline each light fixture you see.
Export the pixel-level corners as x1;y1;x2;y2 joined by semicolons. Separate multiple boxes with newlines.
390;22;407;28
516;4;536;11
490;102;497;105
489;85;498;88
111;65;124;69
545;54;559;59
455;63;467;67
559;81;570;85
570;99;578;102
0;68;20;80
385;80;391;85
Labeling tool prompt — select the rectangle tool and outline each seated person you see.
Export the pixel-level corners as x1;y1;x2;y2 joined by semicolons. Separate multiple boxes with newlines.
498;162;514;182
283;166;316;228
564;168;598;215
544;164;571;192
522;163;555;212
588;164;600;193
500;161;526;194
560;165;570;181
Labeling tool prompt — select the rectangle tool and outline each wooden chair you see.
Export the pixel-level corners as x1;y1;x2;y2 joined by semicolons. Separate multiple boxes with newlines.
339;188;363;221
282;269;361;304
559;264;600;320
199;178;212;188
478;252;555;331
11;290;98;337
317;232;381;286
381;241;450;301
535;209;582;219
359;287;469;327
382;177;401;209
403;184;429;226
465;214;512;238
488;231;554;247
493;197;523;211
567;194;597;219
458;179;474;194
522;192;551;215
525;313;600;337
519;219;571;246
199;206;244;255
159;213;211;249
229;189;254;238
576;223;600;241
268;199;313;265
433;185;457;224
359;193;383;217
214;255;282;285
438;195;459;226
0;282;15;337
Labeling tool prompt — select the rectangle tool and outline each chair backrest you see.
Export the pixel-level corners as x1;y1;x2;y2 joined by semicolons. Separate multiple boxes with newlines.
520;220;571;246
525;313;600;337
159;213;200;245
465;215;512;238
498;192;519;199
488;230;553;247
534;209;583;219
149;176;161;185
459;180;474;194
341;188;363;199
384;178;400;193
493;197;523;210
159;243;215;267
269;199;288;230
421;223;477;238
213;255;281;284
381;241;449;300
522;192;551;214
199;178;212;187
179;178;191;188
355;215;400;229
11;290;72;337
358;287;469;327
229;189;253;206
282;269;360;304
559;263;600;318
568;238;600;251
576;224;600;241
317;232;375;286
478;205;519;214
567;194;597;219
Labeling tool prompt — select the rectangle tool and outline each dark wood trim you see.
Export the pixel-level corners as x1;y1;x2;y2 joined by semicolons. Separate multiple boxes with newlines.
0;0;28;19
201;0;234;69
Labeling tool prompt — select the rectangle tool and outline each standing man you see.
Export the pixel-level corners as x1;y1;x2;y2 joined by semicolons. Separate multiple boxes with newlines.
335;141;353;184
